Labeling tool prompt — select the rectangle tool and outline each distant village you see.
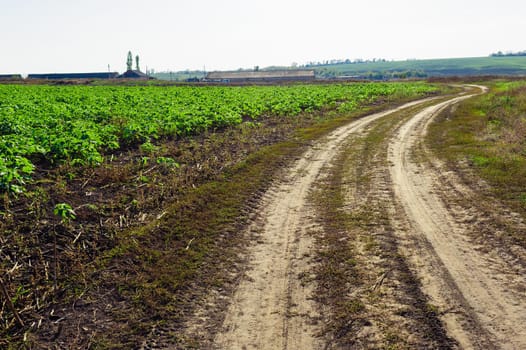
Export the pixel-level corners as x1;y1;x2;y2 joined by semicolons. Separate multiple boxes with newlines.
0;51;151;81
0;51;316;83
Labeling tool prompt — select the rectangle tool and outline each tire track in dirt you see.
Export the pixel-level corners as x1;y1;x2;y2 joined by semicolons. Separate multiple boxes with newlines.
212;98;439;350
309;102;458;349
389;86;526;349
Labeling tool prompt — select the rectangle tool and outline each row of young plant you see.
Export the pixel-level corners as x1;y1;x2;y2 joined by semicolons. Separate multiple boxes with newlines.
0;82;436;194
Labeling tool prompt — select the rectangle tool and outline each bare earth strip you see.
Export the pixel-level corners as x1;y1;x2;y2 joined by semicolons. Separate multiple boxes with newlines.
213;98;439;350
388;87;526;349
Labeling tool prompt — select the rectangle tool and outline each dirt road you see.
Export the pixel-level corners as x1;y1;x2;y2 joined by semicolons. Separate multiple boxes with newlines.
213;99;439;350
161;87;526;349
389;87;526;349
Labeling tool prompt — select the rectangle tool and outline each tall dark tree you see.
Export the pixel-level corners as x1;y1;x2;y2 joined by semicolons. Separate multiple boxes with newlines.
135;55;140;71
127;51;133;71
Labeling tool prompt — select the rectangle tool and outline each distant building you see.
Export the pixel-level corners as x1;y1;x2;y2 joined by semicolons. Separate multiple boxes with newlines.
205;70;315;83
27;72;119;80
117;70;152;79
0;74;22;80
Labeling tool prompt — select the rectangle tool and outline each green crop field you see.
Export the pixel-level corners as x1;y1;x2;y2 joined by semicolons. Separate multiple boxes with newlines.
0;82;436;195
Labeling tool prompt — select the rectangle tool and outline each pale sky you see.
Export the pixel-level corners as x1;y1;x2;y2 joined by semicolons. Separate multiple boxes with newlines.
1;0;525;74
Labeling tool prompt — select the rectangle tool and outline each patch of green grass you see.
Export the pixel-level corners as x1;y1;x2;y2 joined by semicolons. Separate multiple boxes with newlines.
471;155;491;167
310;157;366;345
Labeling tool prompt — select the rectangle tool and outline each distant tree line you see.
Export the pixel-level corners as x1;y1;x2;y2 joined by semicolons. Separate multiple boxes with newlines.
315;67;427;80
490;50;526;57
304;58;389;67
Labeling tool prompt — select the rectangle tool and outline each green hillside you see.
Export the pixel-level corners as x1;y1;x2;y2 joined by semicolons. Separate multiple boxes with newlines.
312;56;526;79
151;56;526;81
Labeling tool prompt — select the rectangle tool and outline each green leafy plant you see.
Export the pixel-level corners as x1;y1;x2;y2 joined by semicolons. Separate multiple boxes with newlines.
156;156;179;167
53;203;77;223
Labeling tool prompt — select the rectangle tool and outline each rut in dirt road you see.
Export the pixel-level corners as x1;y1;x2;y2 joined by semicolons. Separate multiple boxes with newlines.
389;87;526;349
212;98;440;349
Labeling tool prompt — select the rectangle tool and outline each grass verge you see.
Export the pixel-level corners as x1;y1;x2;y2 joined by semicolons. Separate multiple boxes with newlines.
427;79;526;246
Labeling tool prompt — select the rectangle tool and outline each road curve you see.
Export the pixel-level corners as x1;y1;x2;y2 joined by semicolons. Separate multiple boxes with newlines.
213;97;440;350
389;86;526;349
